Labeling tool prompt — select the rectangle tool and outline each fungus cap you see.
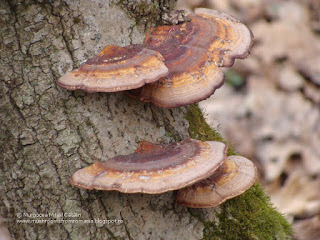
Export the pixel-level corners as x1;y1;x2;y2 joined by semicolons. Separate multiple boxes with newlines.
176;155;257;208
70;139;227;194
56;45;168;93
194;8;253;64
128;8;253;108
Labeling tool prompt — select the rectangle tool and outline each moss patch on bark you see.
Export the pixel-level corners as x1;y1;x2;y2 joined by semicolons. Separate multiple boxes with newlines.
185;104;293;240
185;104;236;156
115;0;177;26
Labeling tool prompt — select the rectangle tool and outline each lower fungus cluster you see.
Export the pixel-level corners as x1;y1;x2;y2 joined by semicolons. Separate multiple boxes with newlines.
70;138;257;208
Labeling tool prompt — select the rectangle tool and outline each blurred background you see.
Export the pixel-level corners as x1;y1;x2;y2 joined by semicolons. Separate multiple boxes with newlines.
177;0;320;239
1;1;318;239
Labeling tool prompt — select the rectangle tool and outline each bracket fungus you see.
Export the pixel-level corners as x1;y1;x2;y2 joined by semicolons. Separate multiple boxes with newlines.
56;45;168;92
128;8;253;108
176;155;257;208
56;8;253;108
70;139;227;194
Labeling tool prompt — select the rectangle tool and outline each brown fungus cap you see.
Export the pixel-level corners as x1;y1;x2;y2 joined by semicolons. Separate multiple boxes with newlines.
70;139;227;194
128;8;253;108
56;45;168;93
194;8;253;65
176;155;257;208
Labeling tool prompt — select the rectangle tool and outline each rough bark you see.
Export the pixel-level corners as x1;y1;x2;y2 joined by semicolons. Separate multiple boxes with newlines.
0;0;200;239
0;1;292;239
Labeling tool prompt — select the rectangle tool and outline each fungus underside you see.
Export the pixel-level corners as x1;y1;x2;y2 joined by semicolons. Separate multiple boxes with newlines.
185;104;293;240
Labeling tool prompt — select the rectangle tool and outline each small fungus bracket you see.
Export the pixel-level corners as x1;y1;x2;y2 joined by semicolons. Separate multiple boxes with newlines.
176;155;257;208
56;44;168;93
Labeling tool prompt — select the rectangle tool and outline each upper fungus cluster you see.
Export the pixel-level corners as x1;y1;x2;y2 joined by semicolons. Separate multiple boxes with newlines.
57;8;253;108
57;8;256;208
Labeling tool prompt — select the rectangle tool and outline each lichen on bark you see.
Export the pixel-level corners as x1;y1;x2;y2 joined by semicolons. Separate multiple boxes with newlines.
0;0;292;239
115;0;177;26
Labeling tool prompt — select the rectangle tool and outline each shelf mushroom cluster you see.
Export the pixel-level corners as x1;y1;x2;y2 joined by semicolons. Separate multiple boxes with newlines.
57;8;253;108
70;138;257;208
63;7;256;208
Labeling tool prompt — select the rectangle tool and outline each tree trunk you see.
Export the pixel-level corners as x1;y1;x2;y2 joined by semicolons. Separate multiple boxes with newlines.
0;1;292;239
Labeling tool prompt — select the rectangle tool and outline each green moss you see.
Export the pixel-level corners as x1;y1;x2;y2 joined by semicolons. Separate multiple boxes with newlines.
165;130;180;141
185;104;236;156
73;17;81;24
85;119;93;127
115;0;177;26
165;125;182;141
115;0;158;25
185;104;293;239
202;184;293;240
